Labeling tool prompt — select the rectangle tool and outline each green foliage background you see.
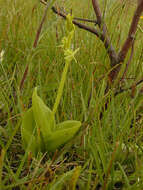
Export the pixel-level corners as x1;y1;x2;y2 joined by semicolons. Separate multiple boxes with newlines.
0;0;143;189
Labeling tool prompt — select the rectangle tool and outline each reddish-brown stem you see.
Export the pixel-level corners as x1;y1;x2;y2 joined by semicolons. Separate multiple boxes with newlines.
92;0;109;47
20;65;29;91
20;2;50;91
92;0;102;25
33;4;50;48
118;1;143;62
109;1;143;81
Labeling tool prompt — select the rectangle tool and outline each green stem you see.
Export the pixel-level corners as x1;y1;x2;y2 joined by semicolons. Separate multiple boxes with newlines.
53;60;70;115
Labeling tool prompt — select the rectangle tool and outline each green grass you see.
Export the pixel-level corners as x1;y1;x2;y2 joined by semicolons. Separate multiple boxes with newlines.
0;0;143;189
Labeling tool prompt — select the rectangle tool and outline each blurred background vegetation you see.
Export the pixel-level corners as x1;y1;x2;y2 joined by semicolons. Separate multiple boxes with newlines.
0;0;143;189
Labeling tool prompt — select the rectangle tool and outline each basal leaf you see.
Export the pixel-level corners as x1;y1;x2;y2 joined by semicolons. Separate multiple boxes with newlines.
32;88;55;140
21;108;38;155
45;121;81;151
56;120;81;130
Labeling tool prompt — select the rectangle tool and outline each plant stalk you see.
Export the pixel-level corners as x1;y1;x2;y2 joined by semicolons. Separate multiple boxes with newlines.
52;60;70;115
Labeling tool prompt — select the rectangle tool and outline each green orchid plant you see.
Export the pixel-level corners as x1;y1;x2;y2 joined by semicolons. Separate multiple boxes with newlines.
21;14;81;156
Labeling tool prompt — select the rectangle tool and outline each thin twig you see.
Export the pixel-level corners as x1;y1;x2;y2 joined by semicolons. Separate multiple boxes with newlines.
33;1;53;48
20;65;29;91
20;0;52;91
115;77;143;96
73;17;98;24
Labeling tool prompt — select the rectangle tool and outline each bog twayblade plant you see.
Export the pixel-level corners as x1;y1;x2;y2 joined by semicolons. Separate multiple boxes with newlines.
21;14;81;156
